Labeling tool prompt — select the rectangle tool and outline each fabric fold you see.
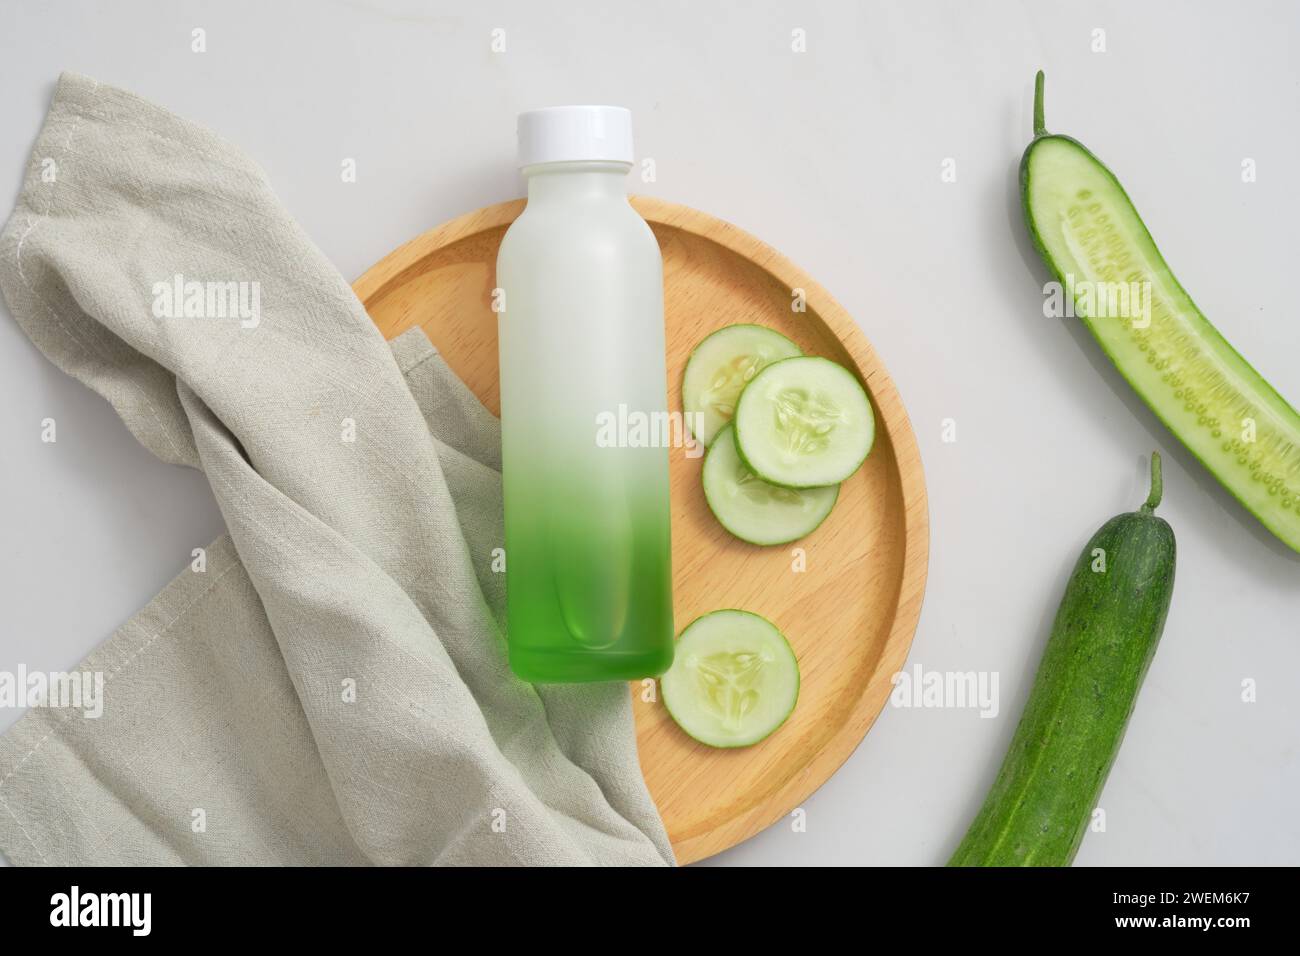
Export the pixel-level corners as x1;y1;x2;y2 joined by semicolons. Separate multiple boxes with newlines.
0;72;673;867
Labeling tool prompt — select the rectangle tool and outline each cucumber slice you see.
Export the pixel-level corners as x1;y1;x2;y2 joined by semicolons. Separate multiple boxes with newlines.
734;356;875;488
661;610;799;749
682;324;802;446
703;423;839;545
1022;72;1300;553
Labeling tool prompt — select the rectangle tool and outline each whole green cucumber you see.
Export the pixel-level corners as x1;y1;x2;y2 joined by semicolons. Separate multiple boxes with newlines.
949;453;1175;866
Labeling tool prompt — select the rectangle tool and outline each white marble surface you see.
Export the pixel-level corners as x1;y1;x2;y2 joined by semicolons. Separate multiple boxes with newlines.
1;0;1297;866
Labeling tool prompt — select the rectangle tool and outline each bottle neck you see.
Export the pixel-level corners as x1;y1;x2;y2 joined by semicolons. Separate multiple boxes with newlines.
523;161;631;203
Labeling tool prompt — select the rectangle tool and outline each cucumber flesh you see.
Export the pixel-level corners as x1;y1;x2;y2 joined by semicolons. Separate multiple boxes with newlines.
702;423;839;545
682;324;802;447
661;610;799;749
1022;71;1300;552
734;356;875;488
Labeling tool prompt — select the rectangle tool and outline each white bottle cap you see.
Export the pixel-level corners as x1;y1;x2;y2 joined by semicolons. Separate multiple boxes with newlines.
517;106;634;168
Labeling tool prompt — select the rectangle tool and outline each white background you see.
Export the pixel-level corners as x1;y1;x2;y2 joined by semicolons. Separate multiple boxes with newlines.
1;0;1297;866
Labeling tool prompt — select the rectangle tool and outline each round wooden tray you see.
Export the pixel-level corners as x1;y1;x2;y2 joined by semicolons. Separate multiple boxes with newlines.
353;197;928;864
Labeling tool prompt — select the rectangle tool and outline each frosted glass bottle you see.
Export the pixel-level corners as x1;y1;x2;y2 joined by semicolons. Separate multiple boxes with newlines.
496;106;674;683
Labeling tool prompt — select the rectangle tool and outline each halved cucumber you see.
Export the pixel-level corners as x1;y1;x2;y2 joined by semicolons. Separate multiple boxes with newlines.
703;423;838;545
682;324;802;446
1023;72;1300;552
661;610;799;749
734;356;875;488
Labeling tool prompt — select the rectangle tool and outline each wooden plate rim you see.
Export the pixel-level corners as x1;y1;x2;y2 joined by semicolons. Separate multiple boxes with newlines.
352;196;930;864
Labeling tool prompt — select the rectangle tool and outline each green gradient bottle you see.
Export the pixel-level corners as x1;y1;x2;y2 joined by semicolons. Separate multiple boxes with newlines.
496;106;674;683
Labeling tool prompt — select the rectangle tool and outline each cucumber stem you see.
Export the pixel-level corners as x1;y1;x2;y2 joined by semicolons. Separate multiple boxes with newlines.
1033;70;1047;136
1141;452;1163;513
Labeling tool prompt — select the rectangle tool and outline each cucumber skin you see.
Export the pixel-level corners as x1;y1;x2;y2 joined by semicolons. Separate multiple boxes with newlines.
948;508;1175;867
1021;127;1300;553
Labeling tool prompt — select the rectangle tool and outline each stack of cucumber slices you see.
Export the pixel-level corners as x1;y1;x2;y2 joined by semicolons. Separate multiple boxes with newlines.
662;325;877;749
685;325;875;545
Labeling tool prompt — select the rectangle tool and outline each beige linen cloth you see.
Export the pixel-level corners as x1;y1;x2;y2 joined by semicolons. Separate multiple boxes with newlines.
0;73;673;866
